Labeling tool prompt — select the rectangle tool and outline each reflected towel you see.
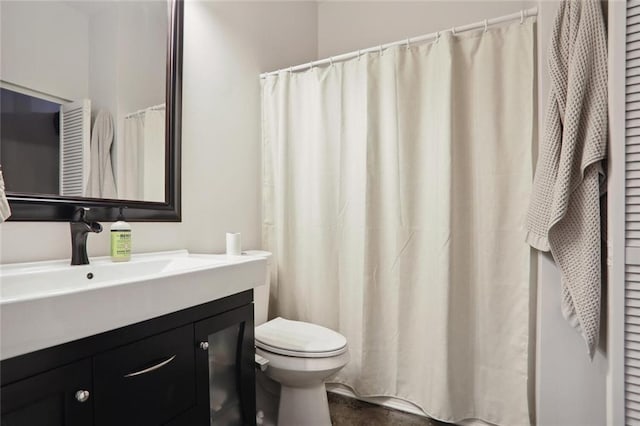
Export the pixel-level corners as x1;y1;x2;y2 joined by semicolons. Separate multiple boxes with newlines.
87;110;117;198
0;166;11;222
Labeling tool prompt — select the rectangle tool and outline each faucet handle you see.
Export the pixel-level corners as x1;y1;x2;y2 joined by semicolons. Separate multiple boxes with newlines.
71;207;90;222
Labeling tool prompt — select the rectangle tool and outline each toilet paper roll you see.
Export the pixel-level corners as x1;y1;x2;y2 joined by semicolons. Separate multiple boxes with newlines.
226;232;242;256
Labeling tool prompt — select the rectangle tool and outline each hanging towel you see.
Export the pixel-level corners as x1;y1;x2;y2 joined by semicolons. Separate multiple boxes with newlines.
0;165;11;222
525;0;608;358
87;110;117;199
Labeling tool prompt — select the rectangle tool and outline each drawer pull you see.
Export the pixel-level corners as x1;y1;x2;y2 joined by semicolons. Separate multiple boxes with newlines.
75;390;90;402
124;355;176;378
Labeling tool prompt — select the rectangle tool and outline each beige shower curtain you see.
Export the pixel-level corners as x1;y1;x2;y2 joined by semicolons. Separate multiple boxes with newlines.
262;21;534;426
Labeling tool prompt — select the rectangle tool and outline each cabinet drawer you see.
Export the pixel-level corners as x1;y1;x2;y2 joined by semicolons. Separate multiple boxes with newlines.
93;325;195;426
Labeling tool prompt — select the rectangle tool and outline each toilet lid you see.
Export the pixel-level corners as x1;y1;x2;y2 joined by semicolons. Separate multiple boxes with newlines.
255;317;347;358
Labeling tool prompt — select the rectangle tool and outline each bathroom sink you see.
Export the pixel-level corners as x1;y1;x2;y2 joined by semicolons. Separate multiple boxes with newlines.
0;250;266;360
1;251;229;303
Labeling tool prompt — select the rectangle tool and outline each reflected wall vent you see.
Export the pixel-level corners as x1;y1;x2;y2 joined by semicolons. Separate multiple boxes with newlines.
59;99;90;197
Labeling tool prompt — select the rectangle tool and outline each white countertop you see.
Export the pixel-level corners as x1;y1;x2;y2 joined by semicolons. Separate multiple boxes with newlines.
0;250;267;360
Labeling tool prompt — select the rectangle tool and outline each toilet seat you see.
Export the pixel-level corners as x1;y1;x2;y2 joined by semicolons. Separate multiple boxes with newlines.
255;317;347;358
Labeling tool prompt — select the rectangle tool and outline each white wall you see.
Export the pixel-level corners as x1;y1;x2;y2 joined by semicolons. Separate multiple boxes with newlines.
318;1;530;57
0;1;89;101
0;1;317;264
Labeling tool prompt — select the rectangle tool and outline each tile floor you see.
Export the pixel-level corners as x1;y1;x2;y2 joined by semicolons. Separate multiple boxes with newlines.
328;393;452;426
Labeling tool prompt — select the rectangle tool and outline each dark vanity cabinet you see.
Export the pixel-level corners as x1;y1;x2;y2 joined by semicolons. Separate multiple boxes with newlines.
0;291;256;426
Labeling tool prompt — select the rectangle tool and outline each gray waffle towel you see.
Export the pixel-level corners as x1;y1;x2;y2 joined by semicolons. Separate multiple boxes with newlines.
525;0;608;358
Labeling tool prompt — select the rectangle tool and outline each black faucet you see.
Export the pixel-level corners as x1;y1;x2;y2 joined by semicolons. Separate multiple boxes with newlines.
70;208;103;265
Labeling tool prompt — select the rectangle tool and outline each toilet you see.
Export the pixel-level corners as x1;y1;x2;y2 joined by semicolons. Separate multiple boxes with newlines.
246;251;350;426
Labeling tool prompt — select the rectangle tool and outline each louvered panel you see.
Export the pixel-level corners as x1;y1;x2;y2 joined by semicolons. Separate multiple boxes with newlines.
629;365;640;380
627;410;640;425
627;307;640;318
629;23;640;36
630;83;640;95
615;5;638;423
625;358;640;372
627;418;640;426
629;411;640;425
631;399;640;415
629;391;640;409
629;65;640;78
628;371;640;386
629;382;640;396
628;340;640;354
59;99;90;197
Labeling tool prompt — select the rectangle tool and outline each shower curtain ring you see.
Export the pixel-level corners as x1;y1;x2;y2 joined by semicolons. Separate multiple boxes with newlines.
330;57;334;66
288;66;293;75
484;19;488;32
358;50;362;60
520;10;525;24
451;26;456;36
406;37;411;49
379;45;383;56
435;31;440;43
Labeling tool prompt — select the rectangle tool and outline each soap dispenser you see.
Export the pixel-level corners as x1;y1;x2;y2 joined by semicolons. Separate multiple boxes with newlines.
111;207;131;262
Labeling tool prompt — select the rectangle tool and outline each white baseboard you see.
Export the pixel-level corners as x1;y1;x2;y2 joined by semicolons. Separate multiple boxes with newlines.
326;383;495;426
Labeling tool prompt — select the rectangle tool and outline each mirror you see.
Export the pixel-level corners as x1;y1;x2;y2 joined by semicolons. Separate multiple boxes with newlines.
0;0;182;221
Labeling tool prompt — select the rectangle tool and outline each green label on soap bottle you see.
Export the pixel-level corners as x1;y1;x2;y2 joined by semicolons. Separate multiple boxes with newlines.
111;230;131;259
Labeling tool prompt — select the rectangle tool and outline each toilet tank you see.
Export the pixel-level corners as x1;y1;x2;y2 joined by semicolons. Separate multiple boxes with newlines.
244;250;272;326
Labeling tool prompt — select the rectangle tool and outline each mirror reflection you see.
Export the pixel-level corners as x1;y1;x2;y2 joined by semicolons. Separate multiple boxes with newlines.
0;0;168;202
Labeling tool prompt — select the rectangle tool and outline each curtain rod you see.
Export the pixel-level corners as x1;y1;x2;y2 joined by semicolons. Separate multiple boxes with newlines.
124;103;166;119
260;7;537;79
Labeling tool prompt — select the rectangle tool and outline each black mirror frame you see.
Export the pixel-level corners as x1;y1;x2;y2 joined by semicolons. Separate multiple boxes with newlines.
5;0;183;222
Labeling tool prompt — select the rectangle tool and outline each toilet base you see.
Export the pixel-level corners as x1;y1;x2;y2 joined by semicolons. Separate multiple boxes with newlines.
278;383;331;426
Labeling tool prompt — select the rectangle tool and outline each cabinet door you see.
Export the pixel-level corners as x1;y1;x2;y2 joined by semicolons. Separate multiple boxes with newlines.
93;324;196;426
195;304;255;426
0;359;92;426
